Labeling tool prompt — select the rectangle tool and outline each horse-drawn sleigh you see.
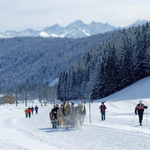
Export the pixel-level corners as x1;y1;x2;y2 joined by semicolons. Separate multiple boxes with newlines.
49;101;86;128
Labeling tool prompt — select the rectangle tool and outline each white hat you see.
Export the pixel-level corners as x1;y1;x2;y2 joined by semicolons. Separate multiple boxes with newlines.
139;100;142;103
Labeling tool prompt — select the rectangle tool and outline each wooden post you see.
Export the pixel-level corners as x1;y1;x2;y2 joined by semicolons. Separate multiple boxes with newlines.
89;96;91;124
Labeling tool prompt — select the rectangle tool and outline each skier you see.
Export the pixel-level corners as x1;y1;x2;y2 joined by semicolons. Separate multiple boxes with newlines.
99;102;107;121
135;100;148;126
35;105;39;114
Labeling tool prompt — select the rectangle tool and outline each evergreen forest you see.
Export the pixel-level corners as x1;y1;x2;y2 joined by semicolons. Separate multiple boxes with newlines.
0;22;150;102
58;22;150;100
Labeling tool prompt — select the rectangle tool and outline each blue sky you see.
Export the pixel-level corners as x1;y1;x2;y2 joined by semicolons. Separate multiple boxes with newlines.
0;0;150;31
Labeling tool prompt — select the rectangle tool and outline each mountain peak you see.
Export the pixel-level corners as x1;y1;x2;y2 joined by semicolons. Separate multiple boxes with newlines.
51;23;61;27
73;19;85;24
90;21;96;24
65;20;87;29
130;19;147;27
44;23;62;30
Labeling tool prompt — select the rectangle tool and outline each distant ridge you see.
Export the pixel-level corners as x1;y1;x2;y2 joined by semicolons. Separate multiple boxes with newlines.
0;19;148;39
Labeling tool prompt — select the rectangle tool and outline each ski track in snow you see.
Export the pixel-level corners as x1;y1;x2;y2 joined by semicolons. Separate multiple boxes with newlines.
1;77;150;149
1;102;150;150
7;113;76;150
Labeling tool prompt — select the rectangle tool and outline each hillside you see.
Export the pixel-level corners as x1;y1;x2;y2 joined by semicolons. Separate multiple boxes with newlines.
0;33;111;91
58;21;150;100
0;21;149;96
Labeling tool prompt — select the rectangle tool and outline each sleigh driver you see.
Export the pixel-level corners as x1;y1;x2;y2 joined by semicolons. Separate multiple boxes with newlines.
49;104;59;121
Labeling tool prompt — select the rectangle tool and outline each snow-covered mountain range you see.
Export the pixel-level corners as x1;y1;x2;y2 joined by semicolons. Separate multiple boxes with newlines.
0;19;147;38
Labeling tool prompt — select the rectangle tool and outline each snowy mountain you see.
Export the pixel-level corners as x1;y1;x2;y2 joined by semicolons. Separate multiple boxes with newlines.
41;24;66;38
124;19;148;29
0;19;147;38
130;19;147;27
1;77;150;150
1;20;115;38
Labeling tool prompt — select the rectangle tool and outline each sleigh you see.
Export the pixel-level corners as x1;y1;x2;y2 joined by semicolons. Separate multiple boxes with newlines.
49;111;59;128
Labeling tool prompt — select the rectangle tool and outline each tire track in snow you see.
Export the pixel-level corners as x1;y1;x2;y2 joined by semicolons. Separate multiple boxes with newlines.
82;124;150;150
8;115;78;150
0;140;29;150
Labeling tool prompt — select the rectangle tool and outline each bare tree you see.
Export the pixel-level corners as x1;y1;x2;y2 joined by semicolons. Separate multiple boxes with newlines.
12;83;20;106
36;84;43;104
21;83;29;107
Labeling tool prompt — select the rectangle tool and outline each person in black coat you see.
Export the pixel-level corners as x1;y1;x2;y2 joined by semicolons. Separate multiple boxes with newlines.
51;104;59;119
135;100;148;126
31;106;34;114
99;102;107;121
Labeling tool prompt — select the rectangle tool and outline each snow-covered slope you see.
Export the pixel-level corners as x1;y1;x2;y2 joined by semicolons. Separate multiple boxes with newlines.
1;76;150;150
49;78;59;87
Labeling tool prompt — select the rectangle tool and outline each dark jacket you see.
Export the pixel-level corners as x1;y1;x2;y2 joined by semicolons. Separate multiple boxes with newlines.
99;105;107;113
51;107;59;114
135;103;148;114
51;106;59;119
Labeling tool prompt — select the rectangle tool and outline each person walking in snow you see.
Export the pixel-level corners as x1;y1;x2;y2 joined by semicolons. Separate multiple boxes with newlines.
25;109;28;118
31;106;34;115
135;100;148;126
35;105;39;114
99;102;107;121
27;107;32;118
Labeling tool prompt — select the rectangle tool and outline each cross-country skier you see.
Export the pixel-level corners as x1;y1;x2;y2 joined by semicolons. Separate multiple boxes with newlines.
135;100;148;126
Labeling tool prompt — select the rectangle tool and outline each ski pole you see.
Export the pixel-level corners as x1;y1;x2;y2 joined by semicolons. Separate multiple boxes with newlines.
130;115;136;126
146;109;148;125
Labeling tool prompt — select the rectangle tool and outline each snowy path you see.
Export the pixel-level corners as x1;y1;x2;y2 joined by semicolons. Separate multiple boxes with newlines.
1;101;150;150
1;77;150;150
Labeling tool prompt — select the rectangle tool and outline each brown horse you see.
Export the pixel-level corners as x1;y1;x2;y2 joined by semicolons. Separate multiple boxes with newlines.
57;102;72;127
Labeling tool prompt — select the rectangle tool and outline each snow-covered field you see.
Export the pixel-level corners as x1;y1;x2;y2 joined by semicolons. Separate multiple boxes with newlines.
1;77;150;150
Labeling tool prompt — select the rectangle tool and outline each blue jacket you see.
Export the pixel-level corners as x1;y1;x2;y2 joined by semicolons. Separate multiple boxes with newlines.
35;107;38;111
99;105;107;113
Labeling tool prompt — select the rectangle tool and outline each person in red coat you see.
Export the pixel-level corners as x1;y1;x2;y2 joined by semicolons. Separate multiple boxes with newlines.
27;107;32;118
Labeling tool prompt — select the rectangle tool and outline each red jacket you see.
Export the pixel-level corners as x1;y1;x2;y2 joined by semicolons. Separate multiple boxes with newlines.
27;108;32;113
